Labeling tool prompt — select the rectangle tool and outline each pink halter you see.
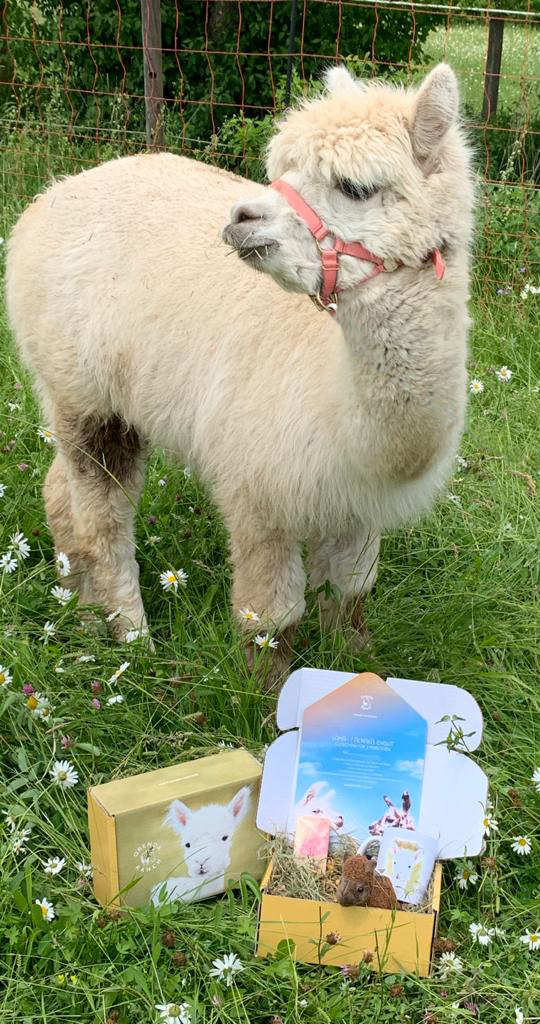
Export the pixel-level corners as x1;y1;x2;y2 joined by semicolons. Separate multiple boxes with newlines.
271;179;445;314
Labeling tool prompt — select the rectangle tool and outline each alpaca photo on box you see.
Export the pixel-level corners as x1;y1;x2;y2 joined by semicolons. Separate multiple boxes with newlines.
5;62;474;688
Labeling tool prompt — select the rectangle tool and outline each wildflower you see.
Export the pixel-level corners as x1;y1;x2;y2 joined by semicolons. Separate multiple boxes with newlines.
11;828;32;853
55;661;65;673
51;585;73;605
0;665;12;687
531;767;540;792
437;951;464;978
37;427;56;444
520;929;540;951
209;952;245;986
28;692;53;720
183;466;192;478
239;607;260;624
76;861;92;878
155;1004;191;1024
41;620;56;643
496;366;512;383
125;629;142;643
78;654;96;663
455;860;478;889
50;760;79;788
60;734;74;751
521;282;540;299
340;964;360;979
456;455;469;471
0;482;5;497
17;462;29;472
91;681;101;694
160;568;188;592
56;974;66;984
325;931;342;945
55;552;71;577
3;811;17;832
511;836;532;856
91;698;101;710
482;814;498;836
7;402;20;411
43;856;66;875
107;694;124;705
255;633;279;650
10;531;30;559
515;1009;524;1024
0;551;18;573
134;841;161;872
107;661;129;686
469;922;495;946
158;476;168;487
146;535;162;545
469;379;484;394
35;897;55;921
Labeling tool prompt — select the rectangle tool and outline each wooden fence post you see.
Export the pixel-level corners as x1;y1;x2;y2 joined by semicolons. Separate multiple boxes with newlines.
482;17;504;122
140;0;164;148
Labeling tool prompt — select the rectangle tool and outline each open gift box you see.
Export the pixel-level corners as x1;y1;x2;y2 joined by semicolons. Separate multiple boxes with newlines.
255;670;488;976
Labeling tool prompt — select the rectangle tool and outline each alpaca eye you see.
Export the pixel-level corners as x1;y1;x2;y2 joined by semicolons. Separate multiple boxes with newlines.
185;842;191;848
338;178;378;201
222;835;228;841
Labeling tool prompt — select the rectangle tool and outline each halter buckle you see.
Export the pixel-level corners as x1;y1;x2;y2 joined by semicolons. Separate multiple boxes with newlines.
310;291;338;313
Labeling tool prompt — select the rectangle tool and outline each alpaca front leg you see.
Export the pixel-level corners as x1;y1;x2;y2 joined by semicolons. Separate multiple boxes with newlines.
228;522;306;690
308;527;380;650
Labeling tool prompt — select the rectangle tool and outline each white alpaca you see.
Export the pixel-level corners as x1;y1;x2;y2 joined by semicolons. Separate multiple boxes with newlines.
5;64;474;686
151;785;250;905
291;781;344;831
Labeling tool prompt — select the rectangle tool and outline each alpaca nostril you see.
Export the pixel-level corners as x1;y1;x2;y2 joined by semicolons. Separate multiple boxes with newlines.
231;202;267;225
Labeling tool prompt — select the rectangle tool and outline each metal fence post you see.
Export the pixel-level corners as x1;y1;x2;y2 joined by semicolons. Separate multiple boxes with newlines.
140;0;164;148
284;0;299;109
482;17;505;122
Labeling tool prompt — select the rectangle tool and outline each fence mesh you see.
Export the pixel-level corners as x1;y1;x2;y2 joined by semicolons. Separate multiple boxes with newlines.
0;0;538;292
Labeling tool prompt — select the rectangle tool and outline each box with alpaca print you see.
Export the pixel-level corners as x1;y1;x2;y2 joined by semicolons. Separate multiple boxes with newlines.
255;670;488;976
88;749;264;907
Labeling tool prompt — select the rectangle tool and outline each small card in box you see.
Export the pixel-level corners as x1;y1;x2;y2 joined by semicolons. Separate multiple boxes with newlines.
88;749;263;907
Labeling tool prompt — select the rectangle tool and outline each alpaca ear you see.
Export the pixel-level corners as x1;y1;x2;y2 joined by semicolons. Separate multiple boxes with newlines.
228;785;250;822
365;857;376;873
411;63;459;161
324;64;367;96
165;799;191;833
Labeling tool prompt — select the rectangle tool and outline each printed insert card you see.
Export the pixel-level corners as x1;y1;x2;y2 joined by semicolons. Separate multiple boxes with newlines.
288;675;428;847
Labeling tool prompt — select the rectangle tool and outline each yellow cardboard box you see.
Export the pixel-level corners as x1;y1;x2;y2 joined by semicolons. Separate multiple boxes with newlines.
88;749;263;907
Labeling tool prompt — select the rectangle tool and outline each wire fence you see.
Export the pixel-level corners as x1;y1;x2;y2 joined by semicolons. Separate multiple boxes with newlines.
0;0;538;292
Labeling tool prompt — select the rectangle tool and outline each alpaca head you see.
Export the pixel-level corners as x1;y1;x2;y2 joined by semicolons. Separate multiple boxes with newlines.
222;64;473;299
164;786;250;879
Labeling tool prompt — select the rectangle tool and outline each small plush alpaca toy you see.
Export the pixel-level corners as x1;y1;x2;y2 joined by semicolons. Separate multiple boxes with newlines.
336;855;398;909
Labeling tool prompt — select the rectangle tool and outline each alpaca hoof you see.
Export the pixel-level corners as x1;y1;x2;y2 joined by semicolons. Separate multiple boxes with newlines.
244;624;296;692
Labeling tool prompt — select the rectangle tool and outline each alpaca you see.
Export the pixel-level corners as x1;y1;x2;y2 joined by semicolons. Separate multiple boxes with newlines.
291;780;344;832
151;785;250;905
5;63;474;686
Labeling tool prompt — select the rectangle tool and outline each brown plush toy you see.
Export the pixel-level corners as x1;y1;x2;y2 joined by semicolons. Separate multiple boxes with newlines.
336;854;398;909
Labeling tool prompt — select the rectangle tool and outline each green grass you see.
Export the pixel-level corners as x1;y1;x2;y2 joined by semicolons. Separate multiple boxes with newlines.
1;121;540;1024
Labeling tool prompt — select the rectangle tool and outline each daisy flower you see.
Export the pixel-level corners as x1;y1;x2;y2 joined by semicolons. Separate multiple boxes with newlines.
10;531;30;559
77;655;95;663
511;835;532;856
469;922;495;946
76;861;92;878
0;482;5;498
55;552;71;577
515;1009;524;1024
496;366;512;383
469;379;484;394
437;951;463;978
456;455;469;471
531;767;540;792
11;828;32;853
37;427;56;444
155;1003;191;1024
209;952;245;986
146;535;162;545
41;621;56;643
107;694;124;705
0;551;18;573
107;661;129;686
51;585;73;605
27;692;53;720
520;929;540;951
455;860;478;890
43;856;66;875
0;665;12;687
160;568;188;592
239;607;260;624
50;760;79;789
255;633;279;650
3;811;17;832
125;629;142;643
35;897;55;921
482;814;498;836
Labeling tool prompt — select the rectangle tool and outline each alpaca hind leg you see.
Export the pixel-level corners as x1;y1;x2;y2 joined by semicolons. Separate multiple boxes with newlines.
57;412;148;640
43;453;96;604
308;527;380;650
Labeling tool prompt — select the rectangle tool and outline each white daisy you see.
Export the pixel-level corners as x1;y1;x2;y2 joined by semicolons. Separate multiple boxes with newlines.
469;379;484;394
0;665;12;687
255;633;279;650
10;531;30;559
41;620;56;643
27;692;53;720
455;860;478;890
107;661;129;686
456;455;469;471
11;828;32;853
106;606;123;622
43;856;66;875
77;655;96;663
7;402;20;412
160;568;188;592
520;929;540;951
107;694;124;705
239;607;260;624
511;835;532;856
496;366;512;383
158;477;168;487
0;551;17;573
437;951;463;978
125;629;142;643
209;952;244;986
76;861;92;878
55;552;71;577
531;767;540;792
3;811;17;832
37;427;56;444
35;897;55;921
469;922;495;946
515;1008;524;1024
146;535;162;545
482;814;498;836
50;760;79;788
0;482;5;497
155;1003;191;1024
51;585;73;605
